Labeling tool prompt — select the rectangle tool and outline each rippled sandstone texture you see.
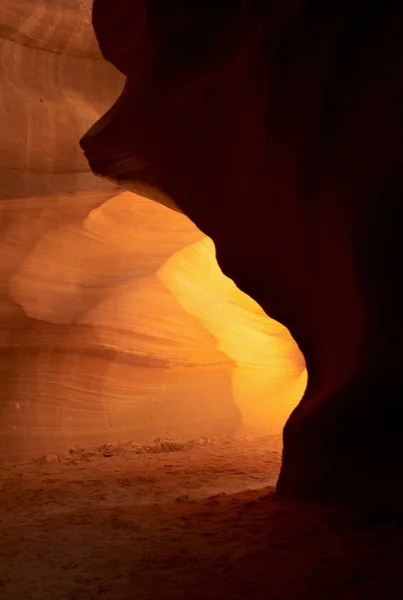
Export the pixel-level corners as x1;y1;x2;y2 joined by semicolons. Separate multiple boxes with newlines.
82;1;403;506
0;0;305;463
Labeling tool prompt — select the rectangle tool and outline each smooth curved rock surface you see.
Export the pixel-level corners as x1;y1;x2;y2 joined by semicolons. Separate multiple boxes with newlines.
82;0;403;506
0;189;305;462
0;0;124;199
0;1;305;464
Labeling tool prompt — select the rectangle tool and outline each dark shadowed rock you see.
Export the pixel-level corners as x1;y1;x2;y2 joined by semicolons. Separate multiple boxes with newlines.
82;0;403;507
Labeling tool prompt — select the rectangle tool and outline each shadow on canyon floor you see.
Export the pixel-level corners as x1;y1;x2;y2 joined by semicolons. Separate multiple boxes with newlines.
1;434;402;600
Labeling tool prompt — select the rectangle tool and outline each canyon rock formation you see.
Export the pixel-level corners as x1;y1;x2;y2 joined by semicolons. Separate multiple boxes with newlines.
0;0;305;464
82;1;403;506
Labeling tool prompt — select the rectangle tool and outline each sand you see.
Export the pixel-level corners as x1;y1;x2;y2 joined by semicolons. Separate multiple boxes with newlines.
1;434;402;600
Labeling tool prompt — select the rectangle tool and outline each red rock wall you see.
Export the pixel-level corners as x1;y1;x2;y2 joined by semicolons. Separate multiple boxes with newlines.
0;1;305;463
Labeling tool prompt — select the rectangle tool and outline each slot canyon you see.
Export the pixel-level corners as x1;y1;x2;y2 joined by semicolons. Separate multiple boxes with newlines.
1;1;402;599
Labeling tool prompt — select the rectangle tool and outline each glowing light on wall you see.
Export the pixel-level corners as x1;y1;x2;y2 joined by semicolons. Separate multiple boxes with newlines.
159;237;307;431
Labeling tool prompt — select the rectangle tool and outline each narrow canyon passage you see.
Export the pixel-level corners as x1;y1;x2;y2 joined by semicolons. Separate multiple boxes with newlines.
1;190;402;600
0;190;308;599
0;189;305;464
1;1;403;598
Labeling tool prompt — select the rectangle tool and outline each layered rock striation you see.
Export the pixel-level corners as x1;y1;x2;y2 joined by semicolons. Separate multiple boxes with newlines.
0;0;304;463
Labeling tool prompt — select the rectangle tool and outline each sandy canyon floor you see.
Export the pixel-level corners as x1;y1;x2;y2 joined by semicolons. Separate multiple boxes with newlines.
1;434;403;600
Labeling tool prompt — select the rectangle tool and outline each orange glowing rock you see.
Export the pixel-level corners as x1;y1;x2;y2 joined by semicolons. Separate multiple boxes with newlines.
0;0;304;464
1;190;304;463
